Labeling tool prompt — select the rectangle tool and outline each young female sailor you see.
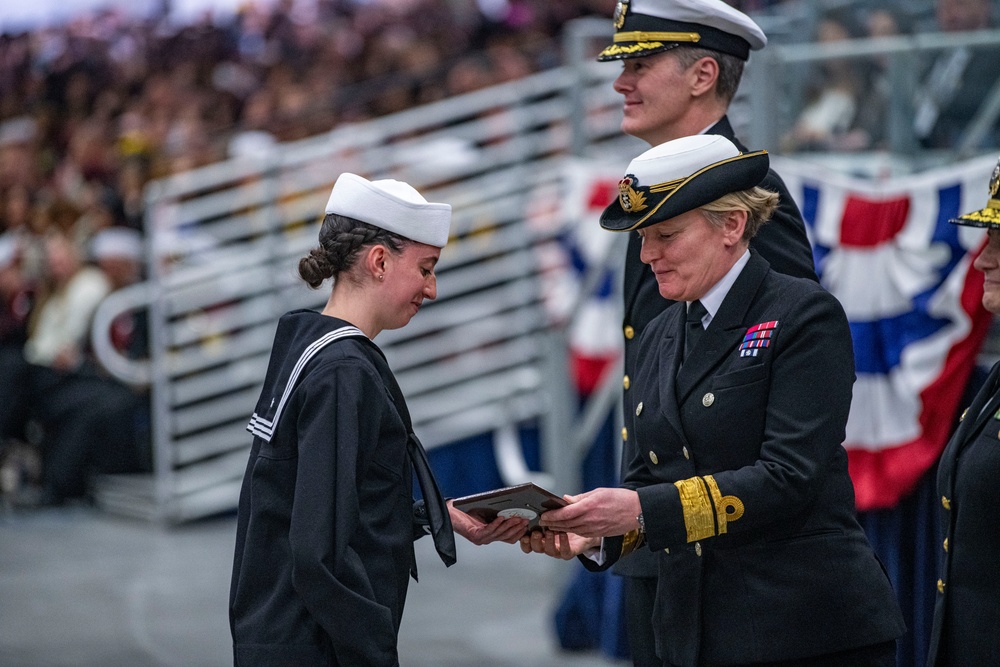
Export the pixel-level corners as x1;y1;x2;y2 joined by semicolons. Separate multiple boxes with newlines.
229;173;526;666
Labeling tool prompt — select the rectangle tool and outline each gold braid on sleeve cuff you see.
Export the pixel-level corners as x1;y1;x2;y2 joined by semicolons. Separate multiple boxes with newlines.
674;475;745;542
620;529;646;557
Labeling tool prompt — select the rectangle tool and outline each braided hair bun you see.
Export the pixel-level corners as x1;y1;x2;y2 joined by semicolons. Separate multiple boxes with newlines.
298;213;407;289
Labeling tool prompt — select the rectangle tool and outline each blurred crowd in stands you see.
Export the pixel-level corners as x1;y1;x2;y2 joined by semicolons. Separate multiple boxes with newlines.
783;0;998;152
0;0;616;506
0;0;997;507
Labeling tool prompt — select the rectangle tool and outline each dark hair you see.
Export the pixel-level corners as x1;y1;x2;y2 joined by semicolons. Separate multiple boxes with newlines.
672;46;746;105
298;213;408;289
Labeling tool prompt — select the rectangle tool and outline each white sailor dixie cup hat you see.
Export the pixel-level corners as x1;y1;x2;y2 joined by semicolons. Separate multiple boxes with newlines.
599;134;769;232
325;173;452;248
599;0;767;62
950;156;1000;229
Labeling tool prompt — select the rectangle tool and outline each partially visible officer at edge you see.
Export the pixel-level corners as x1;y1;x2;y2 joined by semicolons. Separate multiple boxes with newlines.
928;158;1000;667
595;0;817;663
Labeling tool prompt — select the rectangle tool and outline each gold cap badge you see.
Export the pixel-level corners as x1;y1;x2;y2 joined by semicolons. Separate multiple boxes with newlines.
613;0;630;30
618;175;648;213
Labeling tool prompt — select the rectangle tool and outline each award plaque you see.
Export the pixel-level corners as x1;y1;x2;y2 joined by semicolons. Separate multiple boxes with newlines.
452;482;567;530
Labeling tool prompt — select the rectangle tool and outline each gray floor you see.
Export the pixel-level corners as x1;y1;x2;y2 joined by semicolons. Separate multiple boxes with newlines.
0;504;626;667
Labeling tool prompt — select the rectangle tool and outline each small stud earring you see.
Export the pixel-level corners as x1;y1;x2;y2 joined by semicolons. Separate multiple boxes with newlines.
378;275;384;281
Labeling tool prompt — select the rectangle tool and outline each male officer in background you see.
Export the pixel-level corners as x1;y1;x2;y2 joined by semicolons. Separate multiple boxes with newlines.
597;0;817;663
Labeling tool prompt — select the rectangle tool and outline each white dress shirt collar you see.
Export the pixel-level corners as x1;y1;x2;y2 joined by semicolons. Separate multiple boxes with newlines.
688;249;751;329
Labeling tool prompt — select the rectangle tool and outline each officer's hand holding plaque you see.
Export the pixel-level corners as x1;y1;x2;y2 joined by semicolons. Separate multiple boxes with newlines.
452;482;568;532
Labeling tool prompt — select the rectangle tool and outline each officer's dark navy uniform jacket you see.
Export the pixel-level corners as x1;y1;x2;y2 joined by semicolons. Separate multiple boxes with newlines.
614;116;818;583
590;252;905;666
928;360;1000;666
230;310;422;667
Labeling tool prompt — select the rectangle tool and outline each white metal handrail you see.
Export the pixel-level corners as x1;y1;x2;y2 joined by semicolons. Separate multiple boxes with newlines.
91;15;1000;523
90;55;629;521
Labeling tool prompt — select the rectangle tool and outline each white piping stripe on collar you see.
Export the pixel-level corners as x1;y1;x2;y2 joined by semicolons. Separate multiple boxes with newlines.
247;325;365;442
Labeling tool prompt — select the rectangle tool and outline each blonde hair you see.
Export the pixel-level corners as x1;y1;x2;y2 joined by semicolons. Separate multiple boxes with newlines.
700;187;779;241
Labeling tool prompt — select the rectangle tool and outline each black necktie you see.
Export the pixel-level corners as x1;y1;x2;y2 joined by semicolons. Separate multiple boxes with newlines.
685;300;708;361
357;336;457;569
407;433;457;567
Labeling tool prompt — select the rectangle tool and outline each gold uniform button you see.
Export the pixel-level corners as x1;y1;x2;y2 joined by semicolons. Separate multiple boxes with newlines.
622;427;628;441
683;446;690;460
702;392;715;407
694;542;702;557
664;548;670;554
624;325;635;340
960;407;968;421
649;451;659;465
636;402;644;416
942;496;951;510
623;375;630;390
943;538;949;552
937;579;946;594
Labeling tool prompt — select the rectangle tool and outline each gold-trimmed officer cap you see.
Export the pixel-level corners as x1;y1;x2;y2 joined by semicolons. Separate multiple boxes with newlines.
599;134;769;232
599;0;767;62
950;157;1000;229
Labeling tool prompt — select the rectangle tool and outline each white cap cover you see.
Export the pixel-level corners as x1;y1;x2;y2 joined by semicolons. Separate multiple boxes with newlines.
627;134;740;183
599;0;766;61
600;134;769;232
324;173;452;248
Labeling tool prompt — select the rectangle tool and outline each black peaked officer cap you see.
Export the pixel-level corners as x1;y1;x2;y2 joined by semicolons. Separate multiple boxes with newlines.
600;134;769;232
598;0;767;62
950;156;1000;229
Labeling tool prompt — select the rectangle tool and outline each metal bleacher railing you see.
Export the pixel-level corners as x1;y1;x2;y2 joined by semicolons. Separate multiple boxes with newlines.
744;28;1000;161
89;14;1000;523
89;19;639;522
